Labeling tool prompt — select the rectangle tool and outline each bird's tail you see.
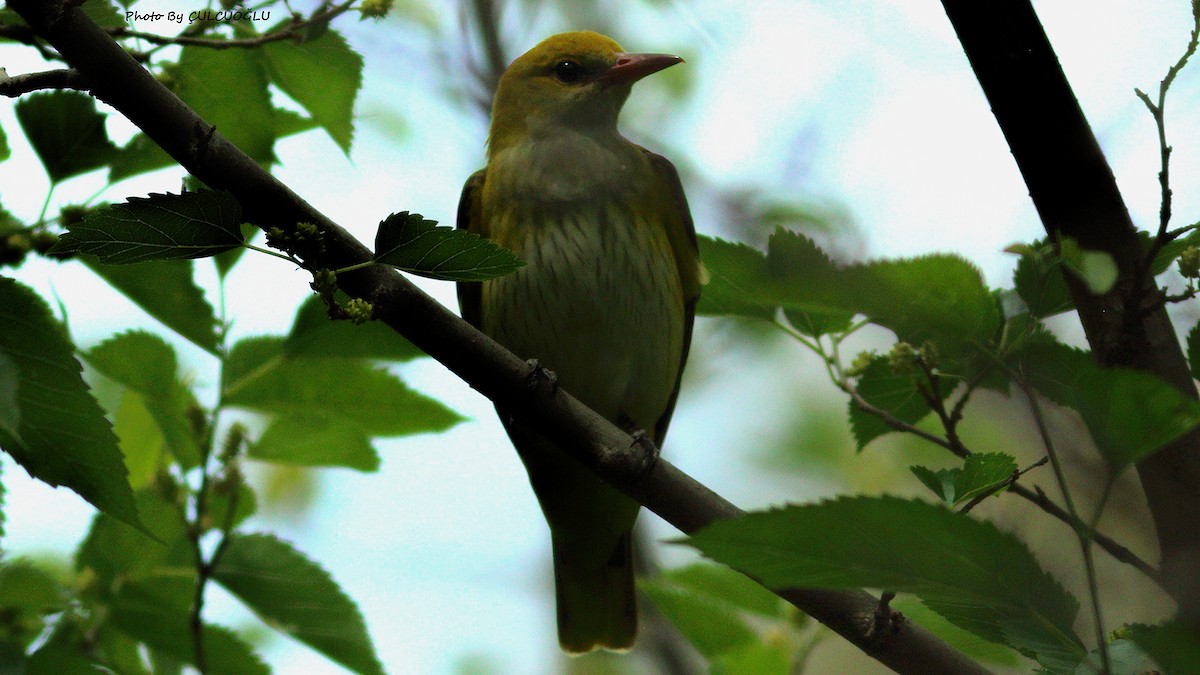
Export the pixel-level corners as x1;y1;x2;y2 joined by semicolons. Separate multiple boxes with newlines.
552;530;637;654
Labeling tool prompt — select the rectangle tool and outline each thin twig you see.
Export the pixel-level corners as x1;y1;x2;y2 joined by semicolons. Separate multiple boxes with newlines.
0;68;88;96
1011;371;1110;674
1135;1;1200;302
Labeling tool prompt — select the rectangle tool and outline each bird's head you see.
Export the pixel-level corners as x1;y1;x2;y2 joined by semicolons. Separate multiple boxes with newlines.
488;31;682;155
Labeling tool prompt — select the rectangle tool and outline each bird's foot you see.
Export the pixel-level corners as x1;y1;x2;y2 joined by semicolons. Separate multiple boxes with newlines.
524;358;558;394
618;413;660;477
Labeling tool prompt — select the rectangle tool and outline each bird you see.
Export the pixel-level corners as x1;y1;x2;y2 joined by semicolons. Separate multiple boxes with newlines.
456;31;701;654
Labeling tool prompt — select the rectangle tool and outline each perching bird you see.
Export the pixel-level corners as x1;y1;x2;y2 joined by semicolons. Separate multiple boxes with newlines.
456;31;700;653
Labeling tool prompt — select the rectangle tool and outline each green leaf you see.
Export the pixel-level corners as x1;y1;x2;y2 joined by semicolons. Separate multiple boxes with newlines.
1127;621;1200;675
954;452;1018;504
0;561;62;611
76;490;188;591
1188;321;1200;381
1058;235;1118;295
769;229;852;336
15;91;117;184
1012;243;1073;318
373;211;524;281
686;496;1085;673
85;331;201;467
224;336;461;438
1146;228;1200;276
840;254;999;363
51;191;245;264
175;46;275;164
284;294;424;361
252;414;379;471
0;277;139;528
696;232;843;323
661;563;785;618
80;0;126;27
1021;339;1200;467
891;596;1021;667
695;235;778;319
109;579;268;675
213;533;384;675
910;454;1018;506
910;465;958;504
848;356;948;450
274;108;320;138
263;28;362;153
640;579;757;657
84;259;220;354
713;642;791;675
112;392;165;490
0;122;10;162
108;133;175;184
1073;639;1156;675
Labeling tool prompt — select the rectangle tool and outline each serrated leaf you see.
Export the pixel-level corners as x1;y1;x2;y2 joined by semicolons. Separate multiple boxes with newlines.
0;277;139;528
1020;339;1200;467
841;254;1000;363
373;212;524;281
1127;620;1200;675
213;533;384;675
1013;243;1073;318
686;496;1085;673
15;91;117;184
109;579;269;675
252;414;379;471
954;452;1018;505
176;45;275;164
696;232;844;324
51;191;244;264
910;464;958;504
76;490;187;591
85;259;220;354
85;331;201;467
1146;228;1200;277
263;28;362;153
285;294;423;361
274;107;320;138
849;356;948;450
224;336;461;438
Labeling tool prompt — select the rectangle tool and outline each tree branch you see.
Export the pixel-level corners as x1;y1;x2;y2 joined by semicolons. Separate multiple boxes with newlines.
8;1;989;672
941;0;1200;616
0;68;88;96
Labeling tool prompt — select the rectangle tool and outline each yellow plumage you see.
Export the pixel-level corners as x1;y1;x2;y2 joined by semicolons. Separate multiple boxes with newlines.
457;31;699;653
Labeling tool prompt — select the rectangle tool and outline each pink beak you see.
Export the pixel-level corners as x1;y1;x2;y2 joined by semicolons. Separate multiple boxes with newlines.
598;52;683;86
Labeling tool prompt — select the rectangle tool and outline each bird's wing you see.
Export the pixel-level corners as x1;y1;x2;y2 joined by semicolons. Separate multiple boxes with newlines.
640;147;701;445
456;168;488;329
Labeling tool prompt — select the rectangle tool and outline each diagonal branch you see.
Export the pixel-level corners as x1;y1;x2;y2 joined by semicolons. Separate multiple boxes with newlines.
8;1;989;673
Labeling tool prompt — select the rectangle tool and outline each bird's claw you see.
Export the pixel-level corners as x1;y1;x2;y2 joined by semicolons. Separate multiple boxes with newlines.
525;358;559;394
627;428;660;475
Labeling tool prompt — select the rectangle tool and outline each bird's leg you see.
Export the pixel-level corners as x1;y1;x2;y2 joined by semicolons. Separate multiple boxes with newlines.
617;412;660;477
524;358;559;394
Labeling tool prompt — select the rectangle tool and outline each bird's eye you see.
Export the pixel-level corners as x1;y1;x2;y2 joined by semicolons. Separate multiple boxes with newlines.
553;60;585;83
